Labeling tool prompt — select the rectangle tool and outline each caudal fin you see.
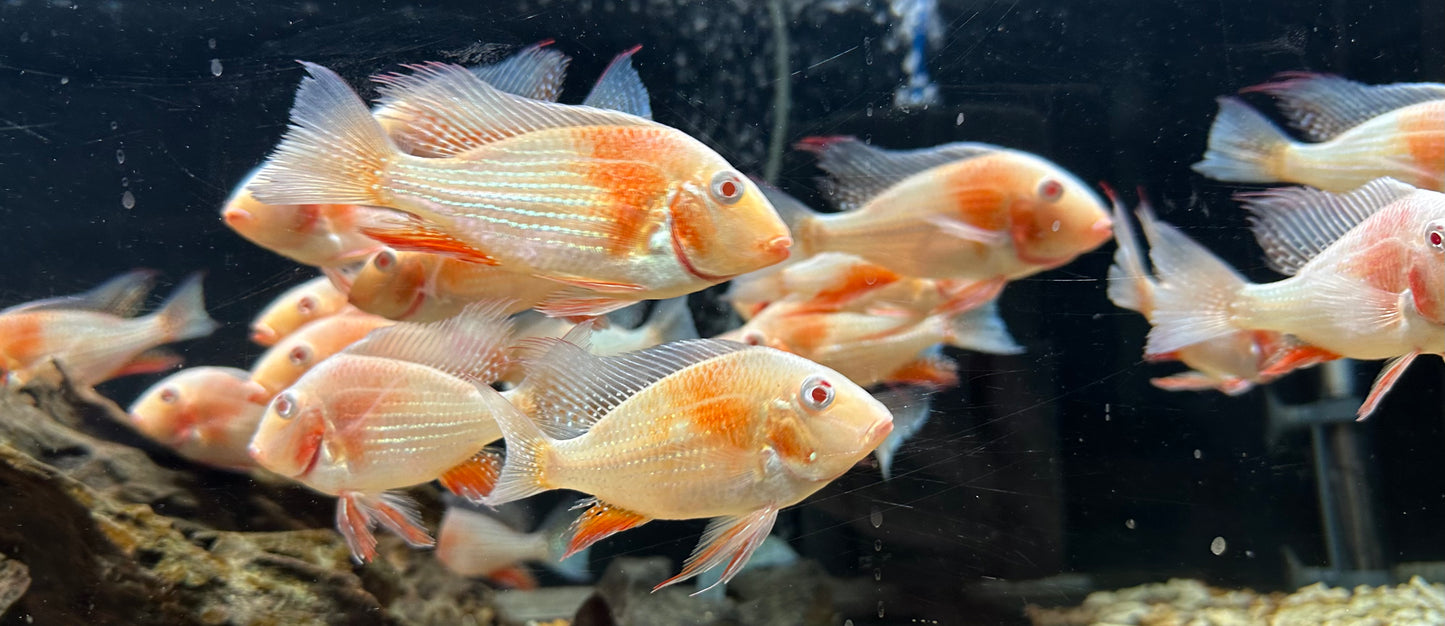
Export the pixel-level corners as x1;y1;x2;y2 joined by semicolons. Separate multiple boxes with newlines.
1137;208;1250;356
155;273;219;342
943;298;1024;355
1191;97;1293;184
484;402;556;507
249;62;395;207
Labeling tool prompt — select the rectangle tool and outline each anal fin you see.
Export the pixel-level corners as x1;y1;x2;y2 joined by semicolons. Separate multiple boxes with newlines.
565;499;651;559
653;506;780;594
438;448;504;503
110;349;183;378
487;565;539;590
1151;371;1255;396
1259;344;1342;378
1357;351;1419;421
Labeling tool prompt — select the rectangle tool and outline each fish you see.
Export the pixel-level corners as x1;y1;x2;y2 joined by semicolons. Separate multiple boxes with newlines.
249;310;396;397
782;137;1112;285
0;269;155;317
346;249;563;323
1141;178;1445;419
1105;191;1312;395
869;385;934;481
248;61;792;318
485;337;893;592
498;297;698;384
249;275;353;346
1193;74;1445;192
722;297;1022;389
0;274;217;387
127;366;271;470
222;42;576;268
247;301;522;561
435;504;590;589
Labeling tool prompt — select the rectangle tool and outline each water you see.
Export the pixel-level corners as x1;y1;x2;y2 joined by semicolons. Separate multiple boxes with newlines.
0;1;1441;624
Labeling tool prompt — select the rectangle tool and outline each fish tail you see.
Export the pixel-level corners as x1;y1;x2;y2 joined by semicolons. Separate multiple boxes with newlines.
484;402;556;507
1191;97;1293;184
249;62;397;208
1136;208;1250;357
942;298;1024;355
1105;192;1155;314
155;273;219;342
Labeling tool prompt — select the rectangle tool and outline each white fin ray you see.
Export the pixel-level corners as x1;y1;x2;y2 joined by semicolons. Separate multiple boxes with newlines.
945;298;1024;355
656;506;780;594
1;269;156;317
871;385;934;481
1248;73;1445;141
799;137;1003;211
581;47;653;120
468;41;571;102
1139;209;1250;355
373;62;653;158
1239;178;1417;275
1106;196;1154;314
344;299;515;383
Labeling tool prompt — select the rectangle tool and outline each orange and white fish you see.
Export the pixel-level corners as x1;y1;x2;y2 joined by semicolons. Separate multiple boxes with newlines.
127;366;271;470
249;310;395;397
436;505;590;589
722;297;1021;389
1194;74;1445;192
485;337;893;592
782;137;1112;287
247;302;520;561
346;249;562;322
249;62;792;318
224;42;575;268
1106;192;1313;395
1143;178;1444;419
250;275;353;346
0;274;217;387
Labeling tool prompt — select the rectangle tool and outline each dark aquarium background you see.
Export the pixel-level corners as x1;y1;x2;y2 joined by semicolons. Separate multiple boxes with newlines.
1;0;1442;624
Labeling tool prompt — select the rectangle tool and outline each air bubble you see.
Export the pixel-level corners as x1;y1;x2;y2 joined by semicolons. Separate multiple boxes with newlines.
120;177;129;187
869;507;882;528
207;38;217;50
59;76;69;85
873;568;881;581
877;601;885;618
209;58;223;77
1125;518;1136;529
109;121;119;130
1193;449;1202;459
1210;536;1227;555
873;539;882;552
121;190;135;209
956;112;965;126
115;149;125;164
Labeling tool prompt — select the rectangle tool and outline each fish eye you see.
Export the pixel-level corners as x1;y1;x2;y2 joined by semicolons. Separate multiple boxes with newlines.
158;387;179;404
742;330;767;346
709;170;745;205
1428;221;1444;251
288;345;313;366
1037;178;1064;203
373;249;398;272
799;375;834;412
297;295;317;315
273;392;298;419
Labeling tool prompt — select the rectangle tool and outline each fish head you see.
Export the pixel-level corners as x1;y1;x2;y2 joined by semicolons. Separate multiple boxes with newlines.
1007;159;1113;268
669;167;793;282
348;249;429;320
251;334;321;397
763;354;893;484
1408;216;1445;324
128;375;198;447
248;386;326;479
251;277;347;346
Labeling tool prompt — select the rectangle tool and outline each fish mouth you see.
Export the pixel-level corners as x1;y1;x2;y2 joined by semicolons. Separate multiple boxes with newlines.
865;419;894;447
670;226;732;283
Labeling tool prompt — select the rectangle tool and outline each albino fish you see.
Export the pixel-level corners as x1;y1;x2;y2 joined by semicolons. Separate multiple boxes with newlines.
486;337;893;592
127;366;270;470
249;275;352;346
500;297;698;384
223;42;575;268
0;269;154;317
1143;178;1444;419
0;274;217;387
249;310;395;397
783;137;1112;286
1194;74;1445;192
346;249;562;323
249;61;791;318
247;301;521;561
435;504;590;589
1106;191;1310;395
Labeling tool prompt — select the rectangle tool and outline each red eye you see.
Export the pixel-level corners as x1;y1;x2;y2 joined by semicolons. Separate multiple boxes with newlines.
288;345;312;366
297;296;317;315
374;250;397;271
1038;179;1064;202
710;171;744;204
1430;228;1443;249
273;392;298;419
158;387;179;404
800;375;834;411
742;330;765;346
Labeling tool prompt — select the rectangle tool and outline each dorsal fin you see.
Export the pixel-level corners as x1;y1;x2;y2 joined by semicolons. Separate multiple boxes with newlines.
343;299;516;383
514;338;750;437
1238;178;1418;275
1243;73;1445;141
372;62;653;158
2;269;157;317
795;137;1002;211
581;46;652;120
468;40;571;103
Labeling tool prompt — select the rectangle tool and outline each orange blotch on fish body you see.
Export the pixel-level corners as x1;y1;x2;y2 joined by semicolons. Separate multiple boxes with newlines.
1399;106;1445;188
810;265;902;309
0;315;48;366
765;412;815;464
942;164;1011;232
580;127;672;257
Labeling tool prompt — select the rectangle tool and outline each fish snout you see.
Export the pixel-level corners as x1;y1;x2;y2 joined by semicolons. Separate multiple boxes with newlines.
864;417;894;447
1089;216;1114;242
223;207;255;228
761;235;793;262
250;325;279;346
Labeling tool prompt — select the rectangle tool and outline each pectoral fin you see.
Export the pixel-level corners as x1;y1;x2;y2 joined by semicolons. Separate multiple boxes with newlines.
653;506;780;594
1357;351;1419;421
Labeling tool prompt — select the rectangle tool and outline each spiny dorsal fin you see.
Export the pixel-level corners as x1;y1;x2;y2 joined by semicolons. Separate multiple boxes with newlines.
468;40;571;103
581;46;653;120
515;338;751;437
1238;178;1418;275
796;137;1003;211
343;299;515;383
1244;73;1445;141
373;62;653;158
2;269;157;317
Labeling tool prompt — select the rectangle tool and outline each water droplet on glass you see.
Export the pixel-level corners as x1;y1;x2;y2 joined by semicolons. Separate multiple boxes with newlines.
59;76;69;85
873;568;881;581
109;121;119;130
1125;518;1136;529
877;601;885;618
873;539;882;552
865;105;873;118
1245;550;1255;558
1193;449;1202;459
121;190;135;209
956;112;965;126
120;177;129;188
1210;536;1227;555
869;507;882;528
115;149;125;164
844;621;853;626
207;37;217;50
209;58;223;77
